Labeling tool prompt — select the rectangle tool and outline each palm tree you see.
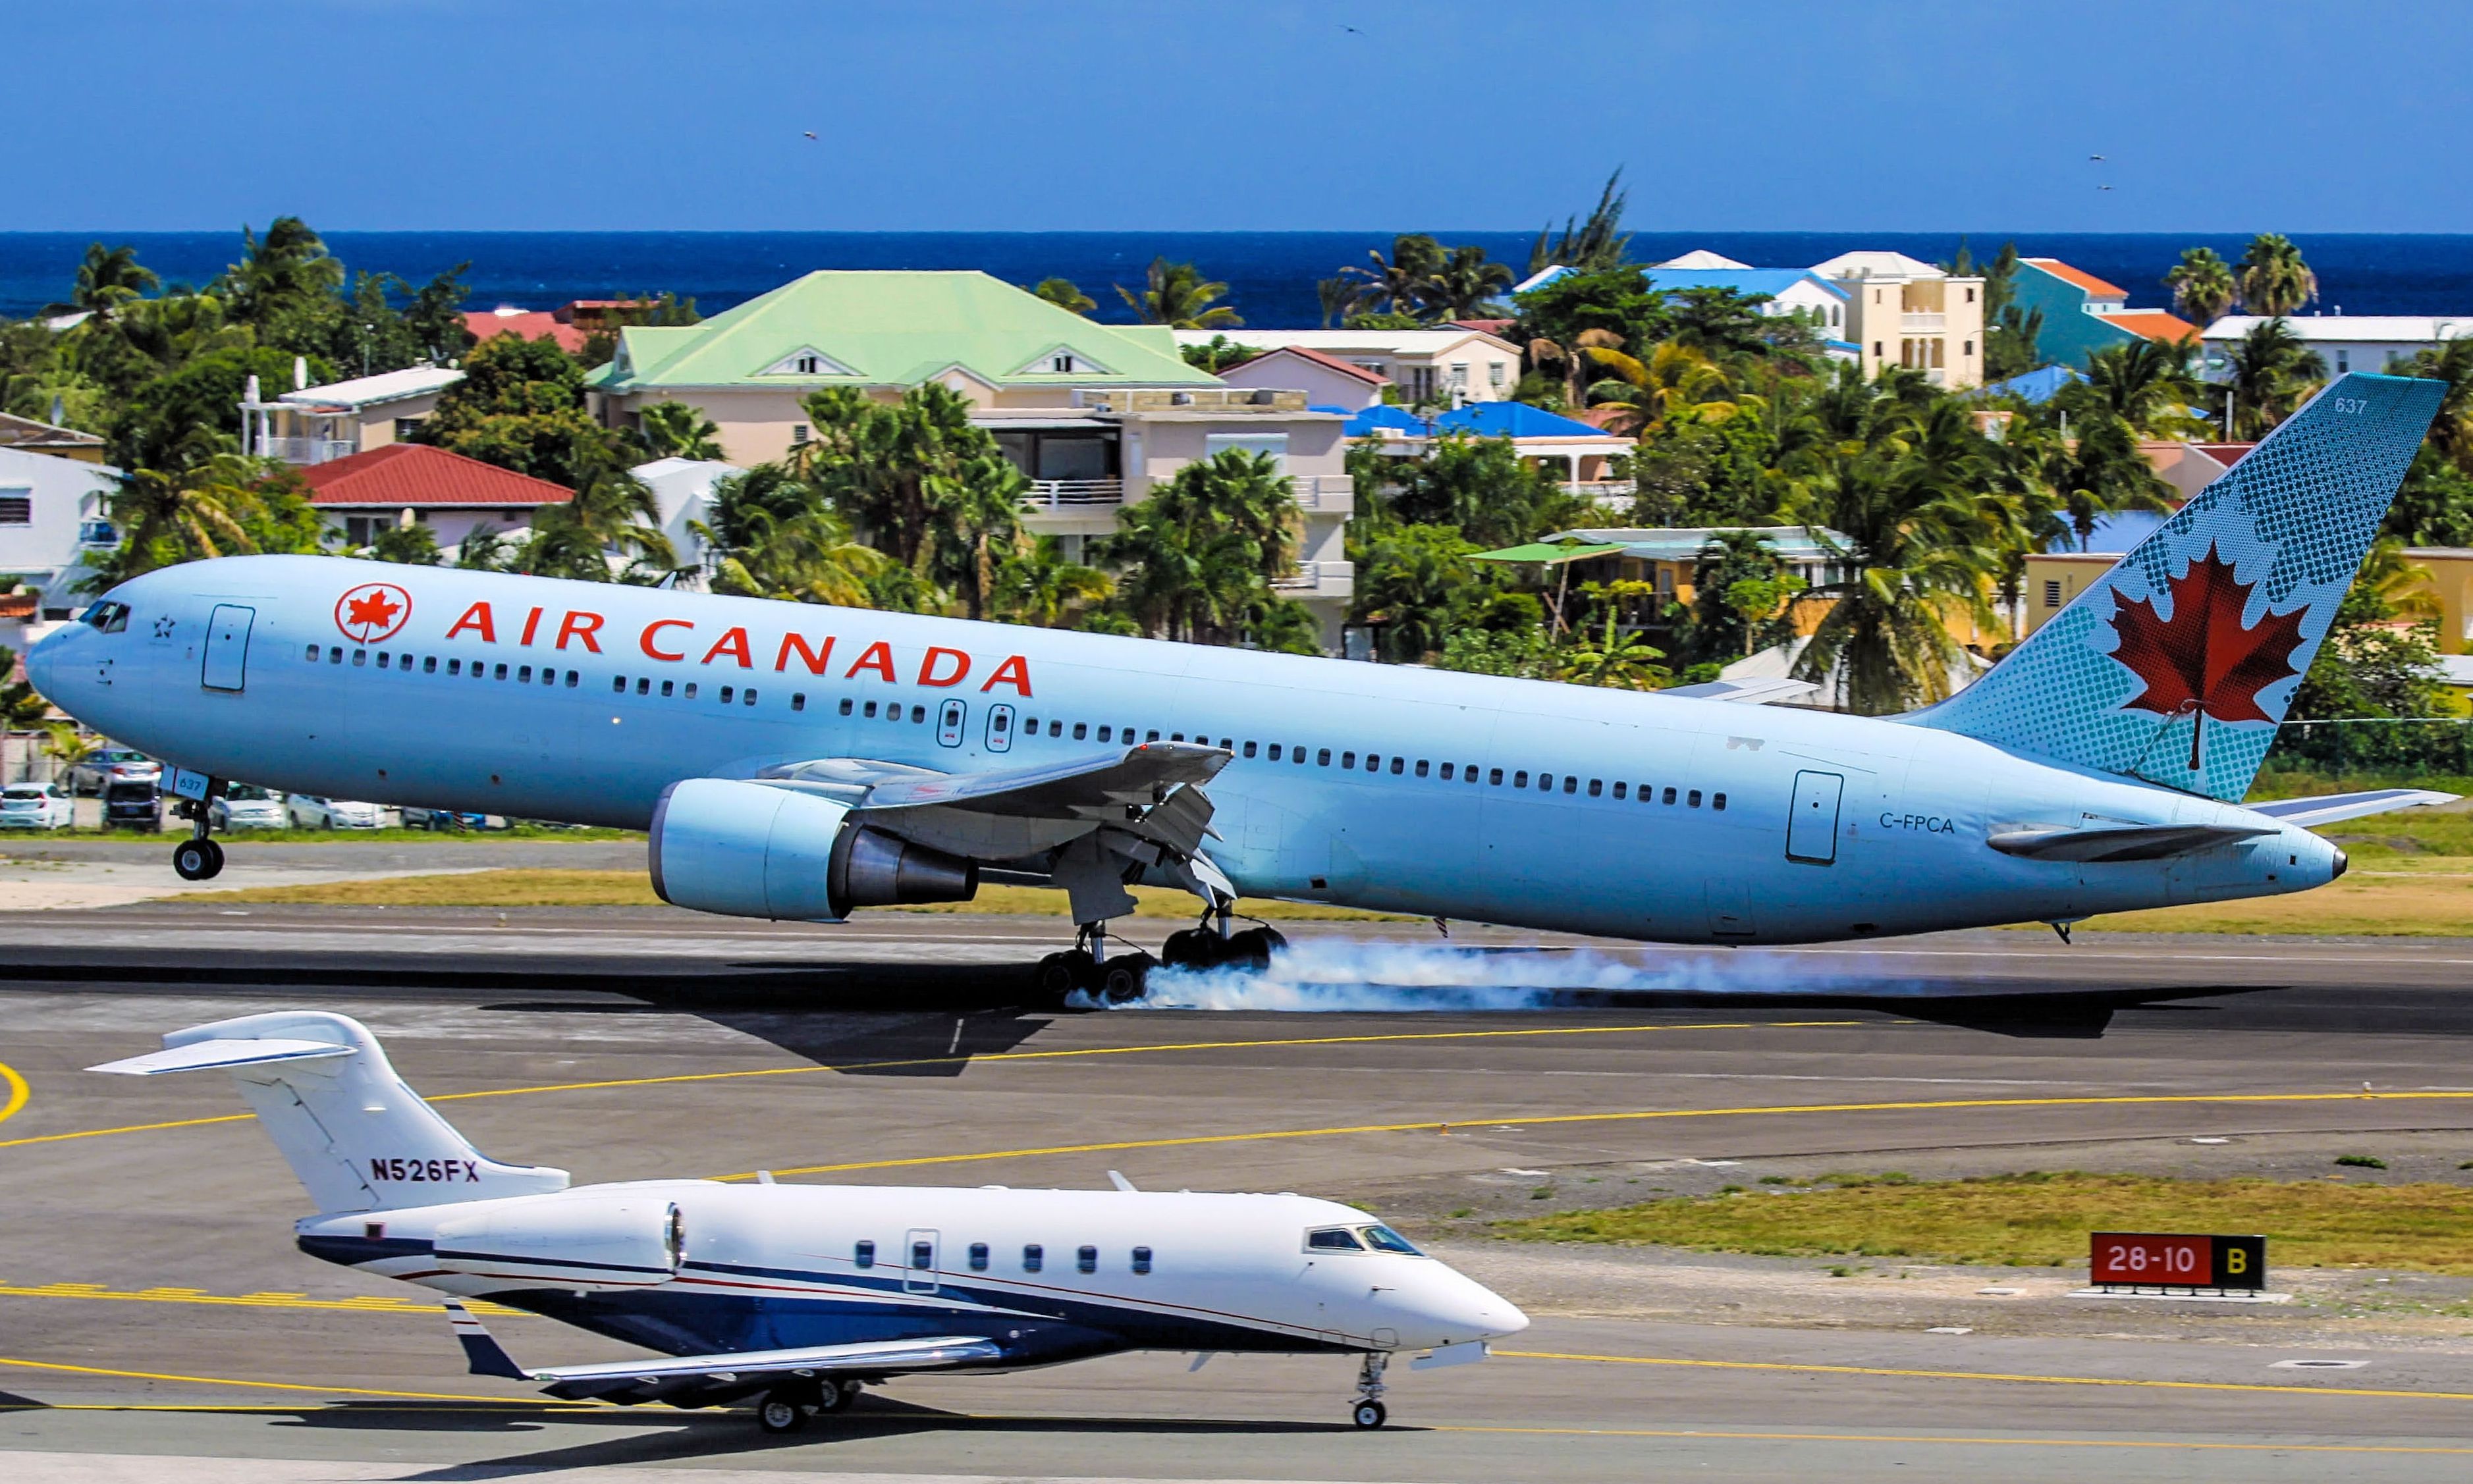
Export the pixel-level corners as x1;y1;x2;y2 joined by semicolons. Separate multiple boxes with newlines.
1423;246;1514;322
107;458;259;575
2076;338;2204;437
1033;278;1096;315
1582;342;1737;437
1316;277;1367;329
1560;608;1670;690
1115;259;1241;329
2164;246;2236;327
526;469;675;579
2392;336;2473;464
367;520;442;566
1527;170;1631;274
1343;235;1445;319
2236;233;2318;316
2048;413;2175;550
698;502;890;607
1095;450;1298;643
1528;328;1623;410
225;217;344;323
636;401;724;460
992;536;1112;627
2221;317;2325;438
921;449;1030;620
43;244;158;321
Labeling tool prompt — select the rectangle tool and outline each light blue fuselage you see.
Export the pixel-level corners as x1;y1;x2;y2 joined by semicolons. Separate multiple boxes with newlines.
30;556;2341;943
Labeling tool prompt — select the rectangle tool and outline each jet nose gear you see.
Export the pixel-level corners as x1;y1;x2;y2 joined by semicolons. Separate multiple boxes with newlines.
1349;1351;1390;1429
170;779;227;882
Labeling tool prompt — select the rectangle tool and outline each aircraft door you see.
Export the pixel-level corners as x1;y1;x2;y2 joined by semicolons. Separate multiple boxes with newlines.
937;698;967;747
904;1229;940;1294
202;604;255;692
983;702;1014;753
1786;770;1843;864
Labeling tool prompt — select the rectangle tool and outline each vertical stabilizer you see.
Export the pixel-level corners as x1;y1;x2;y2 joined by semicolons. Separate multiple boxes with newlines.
90;1011;568;1214
1909;372;2444;799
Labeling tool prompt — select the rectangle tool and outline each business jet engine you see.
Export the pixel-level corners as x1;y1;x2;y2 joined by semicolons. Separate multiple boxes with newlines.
647;777;977;922
431;1194;685;1289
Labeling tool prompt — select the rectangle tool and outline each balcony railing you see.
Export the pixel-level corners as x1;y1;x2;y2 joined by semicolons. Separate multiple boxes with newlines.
1900;312;1947;332
1564;480;1636;503
1270;559;1355;596
1023;479;1126;508
259;436;360;465
1292;474;1353;512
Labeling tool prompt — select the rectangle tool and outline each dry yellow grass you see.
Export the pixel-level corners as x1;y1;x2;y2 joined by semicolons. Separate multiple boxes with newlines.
169;870;1408;919
2020;864;2473;936
1506;1171;2473;1272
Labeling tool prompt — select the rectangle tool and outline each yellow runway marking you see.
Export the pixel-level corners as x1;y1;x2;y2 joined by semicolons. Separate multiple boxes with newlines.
732;1088;2473;1179
1428;1423;2473;1454
0;1355;570;1404
0;1283;524;1315
0;1020;1853;1152
0;1062;26;1131
1501;1348;2473;1404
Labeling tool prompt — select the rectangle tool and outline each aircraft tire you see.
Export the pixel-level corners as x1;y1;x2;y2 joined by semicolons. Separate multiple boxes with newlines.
1160;928;1220;970
173;837;220;882
756;1390;808;1433
1351;1400;1387;1429
1099;953;1155;1004
1222;927;1282;970
1033;951;1091;1007
809;1377;850;1412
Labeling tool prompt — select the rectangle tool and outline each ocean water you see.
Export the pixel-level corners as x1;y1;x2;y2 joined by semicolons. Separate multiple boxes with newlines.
7;231;2473;329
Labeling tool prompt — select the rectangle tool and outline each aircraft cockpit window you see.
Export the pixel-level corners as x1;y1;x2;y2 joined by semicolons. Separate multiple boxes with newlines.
1359;1225;1423;1256
1305;1227;1365;1252
84;602;130;632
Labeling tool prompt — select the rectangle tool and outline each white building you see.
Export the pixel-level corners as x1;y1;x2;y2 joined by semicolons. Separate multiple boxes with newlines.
1173;328;1523;405
632;457;746;579
0;446;121;653
1212;345;1390;410
240;365;465;466
2200;315;2473;379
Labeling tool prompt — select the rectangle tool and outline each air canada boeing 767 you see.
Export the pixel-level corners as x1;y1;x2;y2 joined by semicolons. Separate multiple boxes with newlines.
28;373;2457;996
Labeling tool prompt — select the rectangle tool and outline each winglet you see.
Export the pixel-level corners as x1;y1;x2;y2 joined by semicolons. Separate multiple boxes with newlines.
445;1300;530;1381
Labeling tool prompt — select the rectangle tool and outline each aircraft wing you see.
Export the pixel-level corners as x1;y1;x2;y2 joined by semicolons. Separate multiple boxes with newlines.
2247;788;2460;828
445;1302;1000;1404
1986;822;2276;863
1660;677;1820;706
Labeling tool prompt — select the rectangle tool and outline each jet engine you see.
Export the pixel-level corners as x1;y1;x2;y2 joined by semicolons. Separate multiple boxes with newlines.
647;778;977;922
431;1195;684;1288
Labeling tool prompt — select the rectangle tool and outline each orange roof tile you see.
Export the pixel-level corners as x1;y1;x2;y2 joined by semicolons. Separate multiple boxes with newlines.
299;444;574;509
1237;344;1389;386
463;310;589;355
2094;310;2202;344
2023;257;2129;300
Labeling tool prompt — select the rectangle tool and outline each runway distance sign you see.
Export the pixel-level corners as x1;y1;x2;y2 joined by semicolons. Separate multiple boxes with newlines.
2090;1231;2267;1291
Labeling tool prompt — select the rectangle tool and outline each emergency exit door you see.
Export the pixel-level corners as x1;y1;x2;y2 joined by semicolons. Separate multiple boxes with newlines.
1786;770;1843;864
202;604;255;692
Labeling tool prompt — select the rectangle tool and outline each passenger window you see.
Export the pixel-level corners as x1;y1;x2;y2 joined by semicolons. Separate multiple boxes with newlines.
353;649;367;666
854;1240;875;1269
1243;741;1258;758
719;685;734;703
1074;723;1089;739
1219;738;1233;751
331;647;345;664
1268;743;1282;760
445;656;458;674
564;670;578;687
1663;787;1677;805
1318;749;1332;766
1170;733;1183;742
1587;779;1602;797
518;666;531;683
1131;1245;1153;1275
1714;792;1727;810
1513;771;1528;787
1612;782;1626;799
1077;1245;1098;1274
743;689;757;706
1689;789;1702;807
424;656;437;674
662;679;675;697
305;644;319;661
1097;726;1112;742
1438;762;1452;780
1025;718;1041;734
1050;721;1063;737
912;706;927;723
1305;1227;1365;1252
493;663;506;679
1145;730;1159;742
968;1242;989;1271
1563;776;1577;794
792;694;805;712
1022;1243;1043;1273
839;697;853;715
1293;747;1306;765
1490;768;1504;785
612;676;627;693
911;1240;933;1269
864;701;878;718
375;652;390;670
684;683;697;699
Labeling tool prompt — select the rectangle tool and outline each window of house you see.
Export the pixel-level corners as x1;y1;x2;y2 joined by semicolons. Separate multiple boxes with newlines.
854;1240;875;1268
1448;361;1469;388
0;491;32;525
796;355;820;375
1022;1243;1043;1273
1963;339;1974;356
1488;363;1506;388
2044;579;2063;607
393;417;423;441
792;423;811;444
1203;433;1290;472
1052;353;1074;373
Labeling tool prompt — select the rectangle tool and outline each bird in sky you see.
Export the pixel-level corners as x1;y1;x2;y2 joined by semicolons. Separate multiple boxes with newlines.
1342;24;1363;34
2098;184;2115;191
802;131;817;140
2090;153;2106;161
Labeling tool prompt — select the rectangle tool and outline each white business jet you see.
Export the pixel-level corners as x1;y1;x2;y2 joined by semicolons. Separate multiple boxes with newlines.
94;1010;1527;1432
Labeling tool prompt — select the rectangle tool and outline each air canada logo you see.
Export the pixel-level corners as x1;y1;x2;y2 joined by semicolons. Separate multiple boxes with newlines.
2107;542;2308;771
335;582;412;644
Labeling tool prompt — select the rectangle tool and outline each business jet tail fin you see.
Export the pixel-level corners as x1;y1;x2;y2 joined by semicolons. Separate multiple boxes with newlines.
1909;373;2444;801
90;1010;568;1215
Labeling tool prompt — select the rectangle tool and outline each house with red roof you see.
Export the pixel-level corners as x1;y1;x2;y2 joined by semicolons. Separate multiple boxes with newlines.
464;306;590;355
298;443;572;554
2011;257;2200;369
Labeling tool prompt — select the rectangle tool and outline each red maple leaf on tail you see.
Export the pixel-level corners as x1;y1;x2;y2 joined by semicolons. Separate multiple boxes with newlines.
345;589;401;633
2106;544;2308;772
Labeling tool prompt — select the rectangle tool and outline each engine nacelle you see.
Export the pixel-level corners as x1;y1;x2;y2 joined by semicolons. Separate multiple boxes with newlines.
432;1194;683;1289
648;778;977;921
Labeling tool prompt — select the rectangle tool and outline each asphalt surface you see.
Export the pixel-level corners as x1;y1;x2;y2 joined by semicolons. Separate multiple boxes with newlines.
6;907;2473;1481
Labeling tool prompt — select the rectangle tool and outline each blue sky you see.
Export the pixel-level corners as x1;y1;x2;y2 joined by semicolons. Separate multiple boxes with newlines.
16;1;2472;232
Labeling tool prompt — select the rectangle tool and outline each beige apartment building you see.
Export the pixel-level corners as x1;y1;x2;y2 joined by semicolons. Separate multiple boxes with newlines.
1812;252;1986;389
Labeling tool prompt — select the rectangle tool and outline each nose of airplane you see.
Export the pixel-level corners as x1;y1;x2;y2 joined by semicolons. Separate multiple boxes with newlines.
1413;1266;1529;1343
26;620;70;699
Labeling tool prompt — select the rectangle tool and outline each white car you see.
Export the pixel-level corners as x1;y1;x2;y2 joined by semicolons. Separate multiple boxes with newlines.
211;784;288;832
286;795;387;830
0;782;72;830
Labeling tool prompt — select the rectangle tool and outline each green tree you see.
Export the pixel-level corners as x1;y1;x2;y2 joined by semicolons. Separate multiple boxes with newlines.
1560;605;1670;690
223;217;346;352
2165;246;2237;327
2071;338;2205;438
635;400;724;460
109;345;333;472
2385;446;2473;548
1317;277;1367;329
0;643;53;729
1344;234;1446;318
576;292;701;368
520;469;675;581
2045;411;2175;550
2236;233;2318;317
2389;336;2473;466
1178;334;1258;373
1352;523;1487;661
366;520;442;566
795;383;1027;616
1031;278;1096;315
414;332;614;487
696;465;892;606
1583;341;1739;437
991;535;1112;627
1115;258;1240;329
1357;431;1585;550
86;457;328;588
43;244;159;323
1527;170;1631;274
1685;529;1807;665
1095;450;1299;644
2218;317;2324;438
1423;245;1515;323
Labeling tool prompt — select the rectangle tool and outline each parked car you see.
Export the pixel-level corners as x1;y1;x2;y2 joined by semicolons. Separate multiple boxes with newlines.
0;782;72;830
102;778;162;832
286;795;387;830
69;749;161;797
210;783;288;832
400;805;502;832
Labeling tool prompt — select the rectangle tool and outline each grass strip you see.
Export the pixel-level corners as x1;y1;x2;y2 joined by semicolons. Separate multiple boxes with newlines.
166;869;1409;919
1503;1171;2473;1272
2028;866;2473;936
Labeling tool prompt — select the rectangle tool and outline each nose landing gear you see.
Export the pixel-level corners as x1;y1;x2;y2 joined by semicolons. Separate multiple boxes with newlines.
170;785;225;881
1349;1351;1390;1429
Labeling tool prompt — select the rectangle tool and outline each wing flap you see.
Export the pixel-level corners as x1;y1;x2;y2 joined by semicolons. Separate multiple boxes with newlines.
532;1335;1003;1401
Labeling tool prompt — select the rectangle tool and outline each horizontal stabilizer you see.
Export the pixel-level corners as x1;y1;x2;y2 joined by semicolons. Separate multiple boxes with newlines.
1988;822;2275;863
2248;787;2461;828
444;1301;528;1380
533;1335;1002;1402
1662;677;1820;706
89;1038;354;1076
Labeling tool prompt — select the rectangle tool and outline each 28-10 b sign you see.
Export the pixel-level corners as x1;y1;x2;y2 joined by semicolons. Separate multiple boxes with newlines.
2090;1232;2266;1290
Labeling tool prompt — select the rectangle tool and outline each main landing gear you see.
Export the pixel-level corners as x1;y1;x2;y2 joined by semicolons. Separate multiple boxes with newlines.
171;785;225;882
1032;914;1290;1009
754;1377;862;1433
1349;1351;1389;1429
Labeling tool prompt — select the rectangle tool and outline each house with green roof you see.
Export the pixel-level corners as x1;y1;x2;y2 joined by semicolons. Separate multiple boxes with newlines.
585;269;1355;639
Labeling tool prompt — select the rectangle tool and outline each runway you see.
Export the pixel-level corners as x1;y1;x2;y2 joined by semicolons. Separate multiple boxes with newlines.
6;905;2473;1480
